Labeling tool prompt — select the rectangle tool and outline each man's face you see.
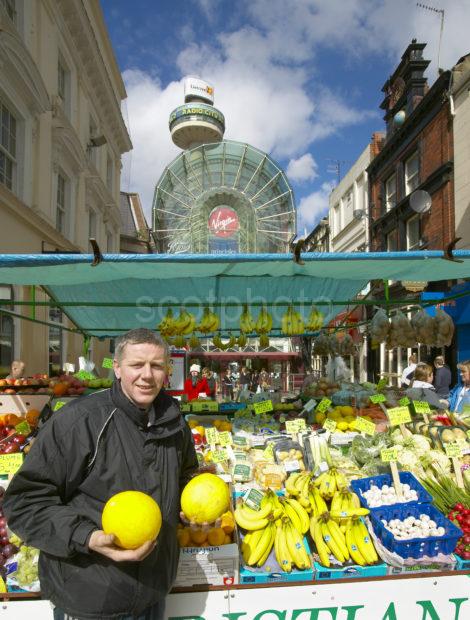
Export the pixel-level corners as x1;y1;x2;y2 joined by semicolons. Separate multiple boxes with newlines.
113;343;168;408
11;363;25;379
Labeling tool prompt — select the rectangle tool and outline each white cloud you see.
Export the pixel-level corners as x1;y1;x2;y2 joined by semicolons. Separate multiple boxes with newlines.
296;181;335;232
286;154;318;183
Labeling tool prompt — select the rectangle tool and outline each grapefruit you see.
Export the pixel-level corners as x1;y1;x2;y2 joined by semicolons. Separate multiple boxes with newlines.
102;491;162;549
180;473;230;524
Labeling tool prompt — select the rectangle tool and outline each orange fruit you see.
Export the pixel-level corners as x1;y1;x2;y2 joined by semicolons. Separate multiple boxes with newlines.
223;534;232;545
220;511;235;534
53;383;69;397
176;528;191;547
207;527;225;546
102;491;162;549
189;528;208;545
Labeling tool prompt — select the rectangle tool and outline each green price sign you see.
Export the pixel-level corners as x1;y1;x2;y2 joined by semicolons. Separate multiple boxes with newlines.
323;418;337;433
180;403;191;413
413;400;431;414
0;453;23;475
211;448;228;463
253;400;274;415
316;398;332;414
15;421;31;436
102;357;114;369
370;394;386;404
387;406;412;426
233;435;248;447
398;397;411;406
381;447;398;462
353;417;376;435
218;431;233;446
444;443;463;458
205;427;219;445
53;400;67;411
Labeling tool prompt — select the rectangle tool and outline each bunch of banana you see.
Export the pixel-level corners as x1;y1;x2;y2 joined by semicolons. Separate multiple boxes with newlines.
173;334;186;348
330;489;369;532
239;304;255;333
281;305;305;336
174;309;196;335
237;333;247;347
305;305;324;332
310;513;350;566
279;497;310;534
308;434;333;471
284;471;312;506
157;309;177;336
259;333;270;348
279;519;311;570
308;484;329;518
313;468;348;500
242;522;277;567
255;306;273;335
188;333;201;349
234;491;283;531
198;307;219;334
345;517;379;566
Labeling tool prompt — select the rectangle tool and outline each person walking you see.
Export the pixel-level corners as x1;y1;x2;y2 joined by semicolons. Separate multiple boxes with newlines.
238;366;252;392
221;368;235;400
433;355;452;398
4;328;198;620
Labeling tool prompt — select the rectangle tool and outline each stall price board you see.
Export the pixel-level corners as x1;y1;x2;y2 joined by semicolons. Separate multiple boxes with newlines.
387;406;412;426
381;447;399;462
192;401;219;412
243;488;265;511
218;431;233;446
315;398;332;413
323;418;337;433
204;427;219;445
0;453;23;475
285;419;306;434
211;448;228;463
354;416;376;435
253;400;273;414
370;393;387;404
444;443;463;458
413;401;431;415
263;443;274;460
303;398;317;412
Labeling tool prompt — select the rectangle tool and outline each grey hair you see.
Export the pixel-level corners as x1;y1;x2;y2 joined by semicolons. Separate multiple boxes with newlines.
114;328;169;362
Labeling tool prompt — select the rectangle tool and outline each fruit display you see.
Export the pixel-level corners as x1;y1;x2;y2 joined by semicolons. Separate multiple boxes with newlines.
280;306;305;336
102;491;162;549
0;373;111;396
177;510;235;548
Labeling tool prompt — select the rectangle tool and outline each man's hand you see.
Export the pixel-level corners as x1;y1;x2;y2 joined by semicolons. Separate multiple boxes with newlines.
88;530;156;562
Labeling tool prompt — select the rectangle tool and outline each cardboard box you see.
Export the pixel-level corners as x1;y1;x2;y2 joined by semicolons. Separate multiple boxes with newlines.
0;394;50;415
174;542;239;587
386;559;457;575
314;560;387;580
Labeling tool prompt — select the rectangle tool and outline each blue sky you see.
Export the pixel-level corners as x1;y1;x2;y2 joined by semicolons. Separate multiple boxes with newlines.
101;0;470;235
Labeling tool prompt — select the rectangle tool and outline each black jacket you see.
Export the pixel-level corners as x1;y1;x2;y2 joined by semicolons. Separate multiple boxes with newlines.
433;365;452;397
4;382;198;619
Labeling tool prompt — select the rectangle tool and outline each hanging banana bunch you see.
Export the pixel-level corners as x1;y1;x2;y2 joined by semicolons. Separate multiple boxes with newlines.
237;333;247;348
305;305;324;332
281;305;304;336
255;305;273;335
174;308;196;335
259;333;270;348
173;334;186;348
239;304;255;334
212;333;236;350
157;309;177;337
188;333;201;350
198;307;220;334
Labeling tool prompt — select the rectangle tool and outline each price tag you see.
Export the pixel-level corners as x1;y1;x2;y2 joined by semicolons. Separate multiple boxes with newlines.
192;401;219;412
398;397;411;406
370;394;386;404
316;398;332;414
253;400;273;415
353;417;376;435
233;435;248;448
212;448;229;463
413;401;431;414
243;488;265;511
296;418;307;431
15;421;31;436
377;378;388;391
387;407;412;426
283;459;301;472
233;463;251;482
205;427;219;445
233;451;248;462
303;399;317;412
381;447;398;462
218;431;233;446
53;400;67;411
285;420;300;434
445;443;463;458
0;453;23;475
180;403;191;413
263;443;275;460
323;418;337;433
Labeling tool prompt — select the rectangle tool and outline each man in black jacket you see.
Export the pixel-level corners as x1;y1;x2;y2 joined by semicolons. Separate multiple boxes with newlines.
4;328;198;620
433;355;452;398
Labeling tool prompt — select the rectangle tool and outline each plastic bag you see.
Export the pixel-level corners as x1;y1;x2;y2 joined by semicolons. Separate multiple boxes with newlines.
370;309;390;344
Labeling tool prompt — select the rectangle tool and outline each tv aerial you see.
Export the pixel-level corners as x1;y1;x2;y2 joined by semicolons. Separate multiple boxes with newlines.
409;189;432;213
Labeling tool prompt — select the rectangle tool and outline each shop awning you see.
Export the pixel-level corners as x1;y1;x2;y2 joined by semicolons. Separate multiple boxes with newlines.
0;251;469;338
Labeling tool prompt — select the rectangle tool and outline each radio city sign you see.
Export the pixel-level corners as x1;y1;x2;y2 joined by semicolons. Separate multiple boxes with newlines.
208;207;239;238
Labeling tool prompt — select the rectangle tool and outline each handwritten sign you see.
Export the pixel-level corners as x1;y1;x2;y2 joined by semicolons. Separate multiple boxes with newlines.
0;453;23;475
316;398;332;414
102;358;114;369
285;419;307;434
53;400;67;411
381;447;398;462
218;431;233;446
253;400;273;415
354;417;376;435
413;401;431;415
204;427;219;445
445;443;463;458
398;397;411;406
15;421;31;436
192;401;219;412
387;406;412;426
370;394;386;404
323;418;337;433
211;448;229;463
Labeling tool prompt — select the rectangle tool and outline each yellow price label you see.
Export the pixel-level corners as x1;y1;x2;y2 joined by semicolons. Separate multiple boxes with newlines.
263;443;275;460
253;400;274;414
285;420;300;434
205;427;219;445
370;394;386;404
381;447;398;462
102;357;114;369
53;400;67;411
387;407;412;426
323;418;337;433
218;431;233;446
353;417;376;435
316;398;332;414
445;443;463;458
413;401;431;414
0;453;23;475
211;448;228;463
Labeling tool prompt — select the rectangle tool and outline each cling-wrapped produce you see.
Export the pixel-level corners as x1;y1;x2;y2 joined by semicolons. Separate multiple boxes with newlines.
411;309;435;345
433;308;454;347
369;309;390;344
388;311;417;348
340;333;356;356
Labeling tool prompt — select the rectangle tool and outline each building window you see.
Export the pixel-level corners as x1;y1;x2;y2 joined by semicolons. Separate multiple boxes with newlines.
385;173;396;211
49;307;63;376
88;209;97;239
0;100;17;190
386;229;398;252
406;215;420;250
106;154;114;192
0;0;16;23
405;151;419;195
56;172;67;234
0;285;14;374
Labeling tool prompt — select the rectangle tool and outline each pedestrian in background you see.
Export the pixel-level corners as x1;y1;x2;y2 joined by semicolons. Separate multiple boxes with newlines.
433;355;452;398
401;353;417;387
221;368;235;400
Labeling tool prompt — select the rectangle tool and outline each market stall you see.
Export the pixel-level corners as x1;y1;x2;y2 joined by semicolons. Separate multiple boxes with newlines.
0;250;469;619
